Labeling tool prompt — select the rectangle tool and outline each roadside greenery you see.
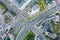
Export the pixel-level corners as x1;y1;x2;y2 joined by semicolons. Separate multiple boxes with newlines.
10;11;16;16
55;13;59;15
37;0;45;12
46;35;53;40
0;2;8;15
23;30;35;40
4;17;8;23
47;20;60;40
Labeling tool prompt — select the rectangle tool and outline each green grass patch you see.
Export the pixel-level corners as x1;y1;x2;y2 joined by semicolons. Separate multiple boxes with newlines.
36;20;43;27
23;30;35;40
0;2;8;15
37;0;45;12
46;35;53;40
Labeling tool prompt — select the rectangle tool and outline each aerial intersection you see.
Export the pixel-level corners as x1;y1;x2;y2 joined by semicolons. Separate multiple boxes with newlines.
0;0;60;40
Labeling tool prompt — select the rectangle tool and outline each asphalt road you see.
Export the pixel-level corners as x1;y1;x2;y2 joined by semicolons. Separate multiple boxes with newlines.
31;4;60;24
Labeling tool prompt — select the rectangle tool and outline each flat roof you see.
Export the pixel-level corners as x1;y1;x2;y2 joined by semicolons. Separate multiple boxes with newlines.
15;0;27;4
13;0;32;10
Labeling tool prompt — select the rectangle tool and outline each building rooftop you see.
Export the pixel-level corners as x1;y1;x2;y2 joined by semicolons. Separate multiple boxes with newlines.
13;0;32;10
55;15;59;21
46;0;52;4
4;36;10;40
32;4;40;14
42;22;51;28
15;0;27;4
45;31;57;39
